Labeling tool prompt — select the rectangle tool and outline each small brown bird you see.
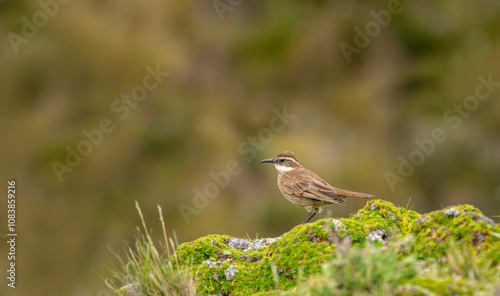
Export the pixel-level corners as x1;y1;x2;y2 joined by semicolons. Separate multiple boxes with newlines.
261;151;374;224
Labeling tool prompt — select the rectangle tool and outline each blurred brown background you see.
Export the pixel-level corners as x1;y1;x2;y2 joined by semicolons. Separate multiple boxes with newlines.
1;0;500;295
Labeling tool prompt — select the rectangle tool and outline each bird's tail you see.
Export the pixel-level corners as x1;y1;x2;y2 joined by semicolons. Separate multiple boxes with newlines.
335;188;374;199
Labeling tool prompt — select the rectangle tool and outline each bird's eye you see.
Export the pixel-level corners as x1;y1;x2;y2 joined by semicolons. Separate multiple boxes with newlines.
279;158;285;163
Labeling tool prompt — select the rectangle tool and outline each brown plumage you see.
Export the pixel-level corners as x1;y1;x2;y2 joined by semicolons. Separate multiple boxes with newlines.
261;151;374;224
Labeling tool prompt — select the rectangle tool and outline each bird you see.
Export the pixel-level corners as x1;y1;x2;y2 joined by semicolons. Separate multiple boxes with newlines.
260;151;374;224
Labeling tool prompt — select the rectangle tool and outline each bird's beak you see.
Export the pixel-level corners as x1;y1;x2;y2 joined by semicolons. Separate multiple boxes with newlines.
260;158;276;164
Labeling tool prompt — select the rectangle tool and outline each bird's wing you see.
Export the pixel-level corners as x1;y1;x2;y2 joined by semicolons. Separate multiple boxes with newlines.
281;169;347;205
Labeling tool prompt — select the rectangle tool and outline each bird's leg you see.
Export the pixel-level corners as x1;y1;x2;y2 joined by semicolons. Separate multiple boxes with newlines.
302;212;316;224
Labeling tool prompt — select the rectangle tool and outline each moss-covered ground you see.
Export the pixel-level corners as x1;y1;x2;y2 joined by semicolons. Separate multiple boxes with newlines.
172;200;500;295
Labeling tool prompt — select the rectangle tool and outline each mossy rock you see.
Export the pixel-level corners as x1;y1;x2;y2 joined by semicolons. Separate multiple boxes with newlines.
409;204;500;259
173;200;499;295
344;199;420;245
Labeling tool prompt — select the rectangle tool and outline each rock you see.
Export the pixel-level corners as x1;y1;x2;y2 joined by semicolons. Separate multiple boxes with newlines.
368;228;387;243
226;237;281;251
224;265;238;281
203;259;220;268
444;207;462;218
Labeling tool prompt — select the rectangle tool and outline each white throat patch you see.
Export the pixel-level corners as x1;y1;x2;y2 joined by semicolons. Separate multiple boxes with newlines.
274;164;293;173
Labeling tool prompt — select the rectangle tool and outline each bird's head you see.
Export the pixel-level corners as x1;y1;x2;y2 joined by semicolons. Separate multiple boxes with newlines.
260;151;302;173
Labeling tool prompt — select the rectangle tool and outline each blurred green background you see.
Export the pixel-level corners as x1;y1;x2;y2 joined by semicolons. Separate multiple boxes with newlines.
1;0;500;295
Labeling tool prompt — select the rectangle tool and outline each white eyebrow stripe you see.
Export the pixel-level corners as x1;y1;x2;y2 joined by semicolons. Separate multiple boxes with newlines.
279;157;300;165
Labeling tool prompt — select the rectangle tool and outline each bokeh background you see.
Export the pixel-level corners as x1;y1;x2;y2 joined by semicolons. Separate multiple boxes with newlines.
1;0;500;295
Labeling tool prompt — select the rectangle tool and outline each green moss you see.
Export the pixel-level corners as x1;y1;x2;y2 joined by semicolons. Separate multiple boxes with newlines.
337;199;420;249
174;234;230;266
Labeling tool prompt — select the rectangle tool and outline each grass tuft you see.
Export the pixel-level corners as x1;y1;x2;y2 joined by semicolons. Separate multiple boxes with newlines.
105;201;196;296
